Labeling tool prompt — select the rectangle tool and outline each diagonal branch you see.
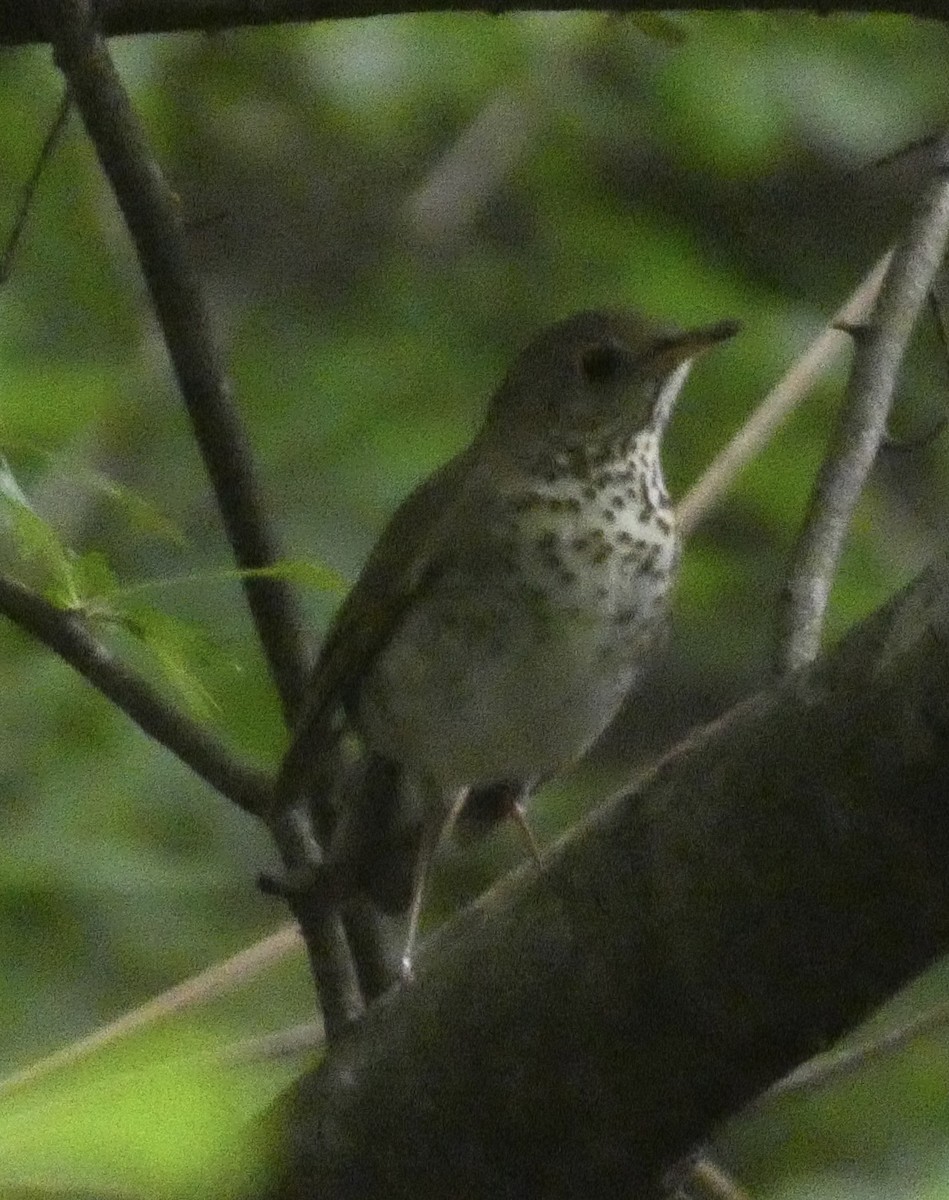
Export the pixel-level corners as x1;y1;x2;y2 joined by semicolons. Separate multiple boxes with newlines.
0;572;271;813
257;552;949;1199
678;251;892;536
45;0;310;725
43;0;365;1039
778;132;949;674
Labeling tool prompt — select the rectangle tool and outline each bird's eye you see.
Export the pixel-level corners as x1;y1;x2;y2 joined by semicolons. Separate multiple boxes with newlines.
579;341;628;385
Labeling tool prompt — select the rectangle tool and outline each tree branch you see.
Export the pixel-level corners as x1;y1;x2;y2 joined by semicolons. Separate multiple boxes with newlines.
678;251;892;536
4;0;949;47
43;0;366;1039
0;573;271;813
0;923;302;1099
44;0;310;724
255;552;949;1199
778;133;949;673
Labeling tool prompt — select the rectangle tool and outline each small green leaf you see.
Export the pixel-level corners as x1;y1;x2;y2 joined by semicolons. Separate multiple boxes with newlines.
117;605;230;720
235;558;349;594
0;455;33;510
0;461;80;607
82;471;189;548
71;549;119;605
107;559;350;604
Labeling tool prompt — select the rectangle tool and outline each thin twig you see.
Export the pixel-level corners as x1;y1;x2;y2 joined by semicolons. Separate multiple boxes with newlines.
778;137;949;674
46;1;309;725
217;1020;323;1066
685;1155;754;1200
44;0;365;1038
0;924;303;1099
764;997;949;1101
0;88;71;285
0;573;271;813
678;251;892;536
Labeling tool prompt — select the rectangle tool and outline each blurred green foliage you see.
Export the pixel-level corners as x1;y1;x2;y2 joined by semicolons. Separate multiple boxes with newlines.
2;10;949;1196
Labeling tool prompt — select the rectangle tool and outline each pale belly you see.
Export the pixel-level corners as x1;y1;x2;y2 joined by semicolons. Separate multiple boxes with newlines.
358;480;678;792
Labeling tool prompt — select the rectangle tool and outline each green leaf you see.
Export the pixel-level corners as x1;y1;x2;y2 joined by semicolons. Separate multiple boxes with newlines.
81;471;189;548
0;457;80;607
116;605;232;720
234;558;349;594
106;558;350;604
71;549;120;606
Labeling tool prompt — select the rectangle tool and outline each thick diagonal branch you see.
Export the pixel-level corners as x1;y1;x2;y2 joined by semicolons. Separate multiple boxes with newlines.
257;553;949;1199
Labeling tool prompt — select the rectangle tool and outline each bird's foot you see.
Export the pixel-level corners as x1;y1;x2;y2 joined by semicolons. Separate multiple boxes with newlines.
399;952;416;985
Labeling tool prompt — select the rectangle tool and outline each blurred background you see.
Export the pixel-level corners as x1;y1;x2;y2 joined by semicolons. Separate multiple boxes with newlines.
2;10;949;1196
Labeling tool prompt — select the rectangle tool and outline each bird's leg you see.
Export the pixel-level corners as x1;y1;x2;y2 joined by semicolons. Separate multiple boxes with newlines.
401;781;470;980
509;791;543;867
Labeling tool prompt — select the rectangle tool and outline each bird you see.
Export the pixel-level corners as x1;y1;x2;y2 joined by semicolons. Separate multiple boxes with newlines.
280;309;738;976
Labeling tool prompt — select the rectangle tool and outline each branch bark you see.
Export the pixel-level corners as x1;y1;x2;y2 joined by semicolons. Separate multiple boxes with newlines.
44;0;310;724
0;573;271;813
4;0;949;46
254;552;949;1199
43;0;367;1039
778;133;949;674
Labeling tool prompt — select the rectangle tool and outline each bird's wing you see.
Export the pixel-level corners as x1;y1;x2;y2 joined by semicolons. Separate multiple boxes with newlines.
276;448;476;801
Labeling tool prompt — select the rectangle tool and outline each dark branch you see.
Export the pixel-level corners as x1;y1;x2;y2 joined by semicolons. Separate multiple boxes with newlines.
43;0;310;724
4;0;949;46
778;130;949;673
0;573;271;813
43;0;366;1038
256;552;949;1199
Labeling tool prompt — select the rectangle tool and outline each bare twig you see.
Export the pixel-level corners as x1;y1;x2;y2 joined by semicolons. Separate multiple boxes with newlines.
778;137;949;674
679;1155;754;1200
45;0;364;1038
0;88;71;284
217;1020;323;1065
46;1;309;724
0;573;271;813
765;996;949;1101
678;251;892;536
406;88;540;241
0;924;303;1099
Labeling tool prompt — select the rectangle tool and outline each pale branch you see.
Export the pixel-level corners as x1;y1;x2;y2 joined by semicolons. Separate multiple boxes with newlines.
678;251;892;536
0;573;271;813
44;0;368;1039
778;134;949;674
0;923;302;1099
256;551;949;1199
0;86;71;283
218;1021;322;1066
3;0;949;46
765;996;949;1101
43;0;310;725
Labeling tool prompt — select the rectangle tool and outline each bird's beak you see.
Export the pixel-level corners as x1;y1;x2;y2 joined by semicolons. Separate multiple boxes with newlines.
644;319;742;375
645;319;740;431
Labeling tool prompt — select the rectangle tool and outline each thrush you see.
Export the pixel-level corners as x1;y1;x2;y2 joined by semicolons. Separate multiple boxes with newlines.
282;309;738;974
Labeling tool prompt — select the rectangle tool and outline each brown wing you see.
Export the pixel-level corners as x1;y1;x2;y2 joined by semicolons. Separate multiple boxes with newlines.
275;447;475;806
